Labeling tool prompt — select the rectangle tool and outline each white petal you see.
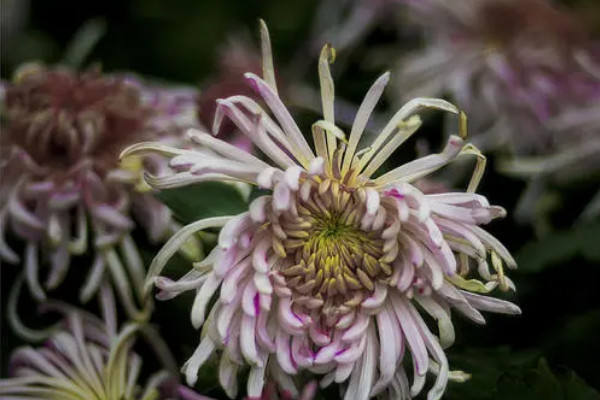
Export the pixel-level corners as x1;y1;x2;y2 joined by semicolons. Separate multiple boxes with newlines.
247;365;266;398
191;273;221;329
183;338;216;386
219;356;239;399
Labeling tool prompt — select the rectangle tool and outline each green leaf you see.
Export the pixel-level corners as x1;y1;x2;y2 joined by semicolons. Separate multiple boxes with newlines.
156;182;248;225
445;349;600;400
445;347;539;400
516;222;600;274
62;18;106;68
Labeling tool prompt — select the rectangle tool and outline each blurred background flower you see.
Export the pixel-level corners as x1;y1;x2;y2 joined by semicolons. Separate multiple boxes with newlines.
398;0;600;154
0;285;210;400
0;62;201;319
394;0;600;230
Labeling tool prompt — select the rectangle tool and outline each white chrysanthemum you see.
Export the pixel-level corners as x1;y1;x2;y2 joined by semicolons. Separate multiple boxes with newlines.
123;21;520;400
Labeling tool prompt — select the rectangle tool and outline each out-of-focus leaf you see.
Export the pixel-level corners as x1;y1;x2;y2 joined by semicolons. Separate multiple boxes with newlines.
62;18;106;68
541;311;600;388
516;223;600;274
495;359;600;400
578;189;600;223
445;347;539;400
248;187;271;203
156;182;248;225
445;348;600;400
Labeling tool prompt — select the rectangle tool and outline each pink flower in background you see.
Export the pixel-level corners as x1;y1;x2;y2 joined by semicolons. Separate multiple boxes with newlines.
0;63;201;319
123;22;519;400
398;0;600;155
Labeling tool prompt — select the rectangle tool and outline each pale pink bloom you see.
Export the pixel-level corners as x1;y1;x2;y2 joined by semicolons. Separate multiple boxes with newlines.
0;63;201;318
123;22;519;400
0;286;211;400
398;0;600;155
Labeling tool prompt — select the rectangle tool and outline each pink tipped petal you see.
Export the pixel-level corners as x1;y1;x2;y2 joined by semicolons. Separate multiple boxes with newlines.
278;297;304;334
220;259;250;304
276;329;298;374
462;291;522;315
92;205;133;231
361;284;388;311
252;238;270;274
273;184;291;212
397;258;416;292
376;135;464;186
219;214;252;249
334;334;367;364
257;167;279;189
341;314;370;343
240;315;262;366
247;365;266;399
284;166;304;191
256;312;275;351
291;336;314;368
244;73;315;163
217;300;241;342
343;325;377;400
249;196;269;223
371;307;399;395
314;336;342;365
253;272;273;295
309;324;332;346
391;293;429;376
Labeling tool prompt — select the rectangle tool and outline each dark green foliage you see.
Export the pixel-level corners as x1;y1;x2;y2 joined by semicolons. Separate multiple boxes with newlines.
446;349;600;400
517;223;600;274
156;182;248;224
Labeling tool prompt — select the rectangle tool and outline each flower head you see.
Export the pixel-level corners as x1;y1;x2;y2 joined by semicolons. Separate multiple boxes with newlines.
0;63;201;317
123;21;520;400
0;288;209;400
398;0;600;154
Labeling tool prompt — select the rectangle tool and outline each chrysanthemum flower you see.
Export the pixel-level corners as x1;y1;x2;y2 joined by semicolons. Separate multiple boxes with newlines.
123;22;520;400
0;287;210;400
0;63;201;318
398;0;600;154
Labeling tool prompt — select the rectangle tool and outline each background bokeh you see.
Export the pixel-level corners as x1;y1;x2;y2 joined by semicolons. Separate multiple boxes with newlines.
1;0;599;399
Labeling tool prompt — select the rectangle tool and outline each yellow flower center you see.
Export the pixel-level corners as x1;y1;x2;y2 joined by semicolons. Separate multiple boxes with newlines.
276;176;392;323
